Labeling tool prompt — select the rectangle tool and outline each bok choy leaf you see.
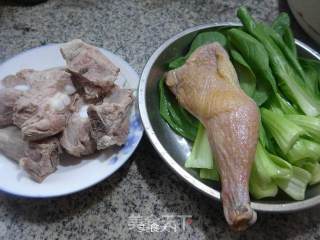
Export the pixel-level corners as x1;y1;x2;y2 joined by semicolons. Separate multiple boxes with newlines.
299;58;320;95
168;32;227;69
159;77;198;141
261;108;305;154
238;6;320;116
286;114;320;142
297;160;320;186
276;166;311;200
249;142;279;199
229;48;256;98
200;168;219;181
185;124;214;169
287;138;320;163
272;12;297;58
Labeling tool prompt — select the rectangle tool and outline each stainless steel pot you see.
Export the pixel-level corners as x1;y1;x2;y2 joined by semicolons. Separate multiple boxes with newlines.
139;23;320;212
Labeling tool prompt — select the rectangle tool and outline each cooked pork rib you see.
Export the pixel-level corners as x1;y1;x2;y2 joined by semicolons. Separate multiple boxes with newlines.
166;43;259;231
60;39;119;101
87;88;134;150
12;69;77;141
0;126;26;160
1;69;35;88
0;126;60;182
0;88;22;127
60;95;96;157
0;40;131;183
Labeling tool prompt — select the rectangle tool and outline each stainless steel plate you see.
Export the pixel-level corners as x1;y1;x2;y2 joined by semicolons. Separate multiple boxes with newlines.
139;23;320;212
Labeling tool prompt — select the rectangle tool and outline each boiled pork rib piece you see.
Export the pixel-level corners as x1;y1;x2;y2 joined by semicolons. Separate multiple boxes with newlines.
11;69;77;141
87;88;134;150
60;95;96;157
166;43;259;231
0;88;22;127
0;126;61;182
1;69;35;88
60;39;119;101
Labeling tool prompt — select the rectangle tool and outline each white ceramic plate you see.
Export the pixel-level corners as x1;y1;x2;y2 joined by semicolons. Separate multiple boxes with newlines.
0;44;143;198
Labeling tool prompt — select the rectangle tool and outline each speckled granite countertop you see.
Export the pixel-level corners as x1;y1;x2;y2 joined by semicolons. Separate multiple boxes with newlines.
0;0;320;239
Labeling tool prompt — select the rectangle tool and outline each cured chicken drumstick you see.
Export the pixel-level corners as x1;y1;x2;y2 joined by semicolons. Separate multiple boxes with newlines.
166;43;259;231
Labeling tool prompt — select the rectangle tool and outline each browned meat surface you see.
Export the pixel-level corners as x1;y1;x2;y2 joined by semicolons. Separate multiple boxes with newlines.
87;88;134;150
166;43;259;231
0;126;61;182
60;39;119;101
0;88;22;127
13;69;77;141
60;95;96;157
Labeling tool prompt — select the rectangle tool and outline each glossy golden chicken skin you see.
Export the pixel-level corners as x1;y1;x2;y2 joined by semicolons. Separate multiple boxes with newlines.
166;43;259;231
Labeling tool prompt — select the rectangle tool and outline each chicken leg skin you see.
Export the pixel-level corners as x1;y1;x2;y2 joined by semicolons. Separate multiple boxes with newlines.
166;43;259;230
